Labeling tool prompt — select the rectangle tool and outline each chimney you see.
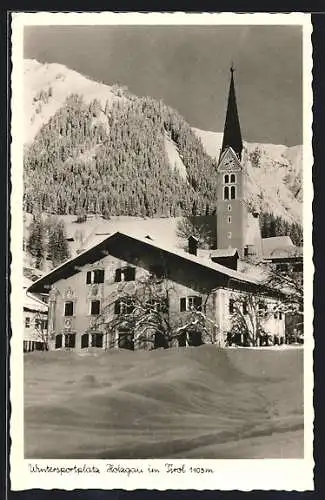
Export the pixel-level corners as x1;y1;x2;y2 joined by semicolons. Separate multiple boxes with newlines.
188;236;198;256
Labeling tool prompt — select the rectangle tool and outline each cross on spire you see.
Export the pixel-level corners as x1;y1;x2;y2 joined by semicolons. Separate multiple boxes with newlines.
220;65;243;161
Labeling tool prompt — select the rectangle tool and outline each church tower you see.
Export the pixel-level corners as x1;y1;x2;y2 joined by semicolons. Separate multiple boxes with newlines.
216;66;261;257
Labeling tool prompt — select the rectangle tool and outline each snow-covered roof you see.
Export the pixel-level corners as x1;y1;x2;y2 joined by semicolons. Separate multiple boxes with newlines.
210;248;239;258
24;293;48;313
262;236;302;259
28;230;267;295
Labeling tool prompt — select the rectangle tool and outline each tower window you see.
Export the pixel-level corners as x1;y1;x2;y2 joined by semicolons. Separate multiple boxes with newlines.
230;186;236;200
227;215;232;224
227;232;232;239
224;186;229;200
224;173;236;184
227;204;232;212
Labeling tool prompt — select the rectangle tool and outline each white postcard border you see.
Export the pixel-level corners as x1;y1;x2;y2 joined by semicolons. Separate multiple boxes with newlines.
10;11;314;491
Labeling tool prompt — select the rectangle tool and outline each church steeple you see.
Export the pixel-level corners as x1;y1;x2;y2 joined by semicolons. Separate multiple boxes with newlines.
220;65;243;161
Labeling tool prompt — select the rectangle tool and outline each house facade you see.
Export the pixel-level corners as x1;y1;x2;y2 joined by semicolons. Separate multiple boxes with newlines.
28;232;285;351
24;291;48;352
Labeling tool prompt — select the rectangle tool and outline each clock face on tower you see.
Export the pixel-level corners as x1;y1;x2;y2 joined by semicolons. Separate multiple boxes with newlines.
224;158;235;168
218;149;241;172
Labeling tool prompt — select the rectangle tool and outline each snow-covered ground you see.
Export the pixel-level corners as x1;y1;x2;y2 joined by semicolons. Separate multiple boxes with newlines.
24;344;303;459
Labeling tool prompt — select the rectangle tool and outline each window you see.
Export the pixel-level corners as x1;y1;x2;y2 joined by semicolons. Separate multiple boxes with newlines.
55;334;62;349
229;299;235;314
25;317;30;328
227;232;232;239
243;301;248;315
115;267;136;282
274;312;278;319
149;264;165;279
91;333;103;348
41;319;48;330
64;301;74;316
279;312;283;320
81;333;89;348
90;300;100;315
227;215;232;224
35;318;41;329
146;298;168;313
224;173;236;184
114;298;134;315
293;263;303;273
86;269;105;284
118;328;134;350
224;186;229;200
230;185;236;200
276;263;288;273
227;204;232;212
180;296;202;312
64;333;76;348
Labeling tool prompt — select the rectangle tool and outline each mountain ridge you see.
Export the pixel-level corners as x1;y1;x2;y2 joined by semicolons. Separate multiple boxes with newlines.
24;59;302;224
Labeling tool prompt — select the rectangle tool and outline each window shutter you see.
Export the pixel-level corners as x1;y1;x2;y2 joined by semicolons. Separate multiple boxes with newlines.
64;301;74;316
129;267;136;281
81;333;89;348
96;334;103;348
114;300;121;315
180;298;186;312
194;296;202;311
55;334;62;349
86;271;92;284
91;300;100;315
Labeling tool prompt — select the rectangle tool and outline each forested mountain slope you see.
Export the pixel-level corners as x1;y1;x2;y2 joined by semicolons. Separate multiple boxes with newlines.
24;59;303;224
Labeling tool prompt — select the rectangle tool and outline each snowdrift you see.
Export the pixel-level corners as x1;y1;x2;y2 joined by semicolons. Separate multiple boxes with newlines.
24;345;303;459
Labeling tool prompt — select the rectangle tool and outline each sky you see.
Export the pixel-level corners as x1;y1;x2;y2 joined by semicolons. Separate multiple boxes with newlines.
24;25;303;146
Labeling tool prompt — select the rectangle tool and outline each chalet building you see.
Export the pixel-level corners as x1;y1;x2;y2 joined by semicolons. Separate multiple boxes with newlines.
23;278;48;352
262;236;303;273
28;231;285;351
25;68;298;351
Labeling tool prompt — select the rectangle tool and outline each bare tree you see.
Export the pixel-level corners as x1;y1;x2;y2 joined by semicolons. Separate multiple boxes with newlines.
87;273;221;350
227;292;278;347
33;311;49;351
240;256;304;343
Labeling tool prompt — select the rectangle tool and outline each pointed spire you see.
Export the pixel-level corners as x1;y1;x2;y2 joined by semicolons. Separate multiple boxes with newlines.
220;65;243;161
